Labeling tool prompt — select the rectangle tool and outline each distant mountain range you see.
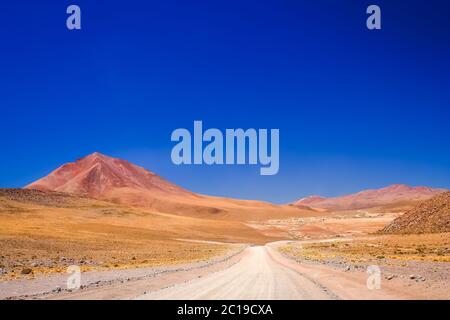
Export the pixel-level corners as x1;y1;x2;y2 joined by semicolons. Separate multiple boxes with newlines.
25;152;447;214
293;184;447;211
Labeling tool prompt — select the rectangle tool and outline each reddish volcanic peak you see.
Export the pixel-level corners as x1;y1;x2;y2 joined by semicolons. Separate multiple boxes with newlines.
25;152;189;197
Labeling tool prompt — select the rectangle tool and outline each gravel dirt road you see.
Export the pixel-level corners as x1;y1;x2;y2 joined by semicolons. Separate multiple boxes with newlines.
137;246;333;300
136;245;413;300
2;244;424;300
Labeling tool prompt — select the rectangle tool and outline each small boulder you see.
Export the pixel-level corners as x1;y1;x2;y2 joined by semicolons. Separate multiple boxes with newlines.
21;268;32;275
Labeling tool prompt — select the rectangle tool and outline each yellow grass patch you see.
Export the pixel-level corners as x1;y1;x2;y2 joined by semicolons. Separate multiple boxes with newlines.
280;233;450;263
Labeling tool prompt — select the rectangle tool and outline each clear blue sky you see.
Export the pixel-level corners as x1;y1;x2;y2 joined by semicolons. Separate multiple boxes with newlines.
0;1;449;203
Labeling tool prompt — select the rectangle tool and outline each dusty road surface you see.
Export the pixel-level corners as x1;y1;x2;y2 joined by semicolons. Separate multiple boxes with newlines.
2;244;420;300
137;246;333;300
135;245;416;300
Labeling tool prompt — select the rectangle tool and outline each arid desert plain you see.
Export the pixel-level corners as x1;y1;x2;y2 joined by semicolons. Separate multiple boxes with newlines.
1;153;449;300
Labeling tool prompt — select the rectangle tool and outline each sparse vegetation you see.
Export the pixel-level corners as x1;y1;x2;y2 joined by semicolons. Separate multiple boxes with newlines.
0;189;264;280
280;233;450;263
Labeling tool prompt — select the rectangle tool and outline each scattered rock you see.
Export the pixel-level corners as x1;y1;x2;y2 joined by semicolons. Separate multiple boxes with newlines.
408;274;426;282
21;268;32;275
382;191;450;234
416;275;426;282
53;286;62;293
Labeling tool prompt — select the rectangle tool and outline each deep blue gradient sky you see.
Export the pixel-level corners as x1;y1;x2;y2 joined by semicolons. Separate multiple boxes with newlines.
0;1;449;203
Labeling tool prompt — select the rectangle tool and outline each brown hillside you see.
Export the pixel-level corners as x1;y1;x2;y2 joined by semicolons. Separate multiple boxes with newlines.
381;191;450;234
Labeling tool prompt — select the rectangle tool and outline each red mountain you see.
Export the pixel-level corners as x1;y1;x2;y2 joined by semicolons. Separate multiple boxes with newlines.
26;152;191;198
25;152;304;221
293;184;447;211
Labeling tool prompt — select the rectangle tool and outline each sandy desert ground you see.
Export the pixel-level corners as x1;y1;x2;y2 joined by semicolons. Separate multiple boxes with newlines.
1;191;449;300
0;189;277;283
